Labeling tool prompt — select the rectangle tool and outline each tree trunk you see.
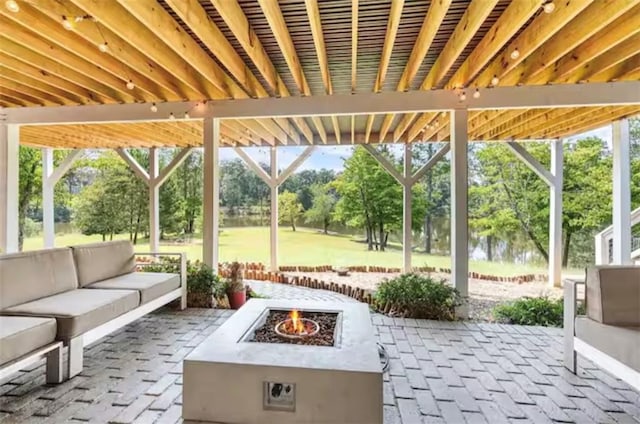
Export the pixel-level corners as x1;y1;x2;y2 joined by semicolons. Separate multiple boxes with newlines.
371;226;378;251
487;235;493;261
425;148;433;253
562;231;571;268
366;226;373;250
291;218;296;232
379;224;385;252
323;219;329;234
102;234;106;241
110;232;113;241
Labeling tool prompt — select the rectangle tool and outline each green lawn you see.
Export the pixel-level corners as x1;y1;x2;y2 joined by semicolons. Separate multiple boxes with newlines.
23;226;571;277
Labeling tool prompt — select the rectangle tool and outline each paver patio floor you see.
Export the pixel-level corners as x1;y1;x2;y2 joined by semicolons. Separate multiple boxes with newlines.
1;281;638;423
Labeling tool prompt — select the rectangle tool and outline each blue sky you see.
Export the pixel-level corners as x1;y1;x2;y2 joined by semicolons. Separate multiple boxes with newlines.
219;125;613;172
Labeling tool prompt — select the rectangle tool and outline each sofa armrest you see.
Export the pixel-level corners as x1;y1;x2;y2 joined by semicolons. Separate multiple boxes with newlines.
563;278;584;372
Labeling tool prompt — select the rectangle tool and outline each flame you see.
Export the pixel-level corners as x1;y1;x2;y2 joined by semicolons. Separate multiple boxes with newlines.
289;310;305;334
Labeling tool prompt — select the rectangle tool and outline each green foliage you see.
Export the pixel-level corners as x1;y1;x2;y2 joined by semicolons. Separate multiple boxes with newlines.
304;184;336;234
278;191;303;231
375;273;463;320
493;297;573;327
144;257;225;297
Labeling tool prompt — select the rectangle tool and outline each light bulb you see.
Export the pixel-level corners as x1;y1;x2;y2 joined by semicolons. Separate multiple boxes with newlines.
5;0;19;13
473;89;480;99
169;112;175;120
459;91;466;101
184;112;190;119
62;16;73;30
491;75;500;86
510;48;520;60
126;80;135;90
543;1;555;13
98;42;108;53
150;103;158;113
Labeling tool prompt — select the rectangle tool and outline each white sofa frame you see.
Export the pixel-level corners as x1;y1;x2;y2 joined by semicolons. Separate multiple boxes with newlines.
66;252;187;379
0;341;63;385
564;278;640;391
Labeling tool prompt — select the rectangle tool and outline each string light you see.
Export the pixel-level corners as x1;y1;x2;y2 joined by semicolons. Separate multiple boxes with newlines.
126;80;135;90
98;42;108;53
169;112;175;120
473;88;480;99
510;48;520;60
491;75;500;86
459;91;466;101
5;0;19;13
543;1;555;13
62;16;73;30
184;111;190;119
150;103;158;113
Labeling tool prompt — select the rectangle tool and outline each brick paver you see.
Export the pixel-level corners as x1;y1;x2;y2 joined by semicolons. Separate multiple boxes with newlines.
0;281;638;423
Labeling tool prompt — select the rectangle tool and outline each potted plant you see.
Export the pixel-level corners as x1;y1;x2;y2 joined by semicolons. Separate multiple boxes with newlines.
187;261;223;308
226;261;246;309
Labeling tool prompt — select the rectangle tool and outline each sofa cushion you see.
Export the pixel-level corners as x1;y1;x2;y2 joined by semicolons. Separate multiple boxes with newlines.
575;316;640;372
87;272;180;304
1;289;139;340
0;248;78;310
586;266;640;325
71;241;136;287
0;316;57;366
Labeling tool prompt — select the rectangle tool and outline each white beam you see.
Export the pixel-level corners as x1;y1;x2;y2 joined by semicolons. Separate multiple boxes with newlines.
612;120;631;264
234;148;272;186
149;148;159;253
49;150;82;185
42;149;54;248
403;144;412;274
270;147;278;272
450;109;469;318
410;144;450;184
549;140;563;287
6;82;639;124
276;146;316;185
0;122;19;253
203;118;221;268
362;145;404;184
506;142;554;187
156;148;193;187
116;149;150;184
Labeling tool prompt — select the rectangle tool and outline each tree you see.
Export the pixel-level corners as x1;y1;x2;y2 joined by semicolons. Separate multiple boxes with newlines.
18;147;42;250
174;151;202;234
278;191;303;231
304;184;336;234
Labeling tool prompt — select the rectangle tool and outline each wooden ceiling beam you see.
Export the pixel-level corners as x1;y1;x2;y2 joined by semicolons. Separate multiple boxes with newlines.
364;115;374;144
374;0;404;93
70;0;221;99
446;0;542;89
0;65;85;105
554;107;640;138
474;110;532;139
504;0;638;86
515;108;602;139
0;36;124;104
378;0;452;141
331;116;341;144
311;116;327;144
493;108;573;139
0;4;171;102
588;52;640;83
351;0;358;93
0;78;64;106
0;94;26;107
306;0;332;95
473;0;593;88
0;87;42;106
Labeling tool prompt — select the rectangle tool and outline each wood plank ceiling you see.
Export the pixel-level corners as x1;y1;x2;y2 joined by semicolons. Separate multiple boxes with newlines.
1;0;639;148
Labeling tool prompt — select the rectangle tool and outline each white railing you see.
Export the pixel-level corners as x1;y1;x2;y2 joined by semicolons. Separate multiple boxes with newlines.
595;206;640;264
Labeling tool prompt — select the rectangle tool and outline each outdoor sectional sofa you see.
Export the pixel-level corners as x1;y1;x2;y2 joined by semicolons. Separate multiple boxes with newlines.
0;240;186;384
564;265;640;391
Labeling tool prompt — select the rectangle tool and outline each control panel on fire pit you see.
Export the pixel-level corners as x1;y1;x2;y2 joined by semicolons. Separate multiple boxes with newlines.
263;381;296;412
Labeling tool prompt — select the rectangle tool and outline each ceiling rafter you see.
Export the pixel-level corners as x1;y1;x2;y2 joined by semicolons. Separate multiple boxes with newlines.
351;0;358;93
0;78;64;106
374;0;404;93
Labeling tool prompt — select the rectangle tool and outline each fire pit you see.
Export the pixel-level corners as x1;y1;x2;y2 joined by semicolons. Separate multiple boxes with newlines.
183;299;382;424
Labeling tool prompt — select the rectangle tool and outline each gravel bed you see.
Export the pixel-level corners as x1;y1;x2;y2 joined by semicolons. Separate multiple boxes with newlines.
285;271;565;322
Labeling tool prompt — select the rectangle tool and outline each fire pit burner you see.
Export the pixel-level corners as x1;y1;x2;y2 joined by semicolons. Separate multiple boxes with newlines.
274;314;320;340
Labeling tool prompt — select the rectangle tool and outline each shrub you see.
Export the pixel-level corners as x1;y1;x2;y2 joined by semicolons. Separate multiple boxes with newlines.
143;257;225;297
493;296;565;327
375;273;464;320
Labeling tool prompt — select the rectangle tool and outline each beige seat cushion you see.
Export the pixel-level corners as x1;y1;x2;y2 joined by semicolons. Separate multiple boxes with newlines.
0;248;78;310
575;316;640;372
71;241;136;287
586;266;640;326
87;272;180;304
0;316;57;366
2;289;139;341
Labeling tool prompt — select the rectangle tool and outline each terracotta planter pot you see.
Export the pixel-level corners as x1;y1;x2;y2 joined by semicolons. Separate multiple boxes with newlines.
228;290;247;309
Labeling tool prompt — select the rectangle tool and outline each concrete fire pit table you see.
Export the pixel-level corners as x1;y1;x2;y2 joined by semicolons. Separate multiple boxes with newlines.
182;299;382;424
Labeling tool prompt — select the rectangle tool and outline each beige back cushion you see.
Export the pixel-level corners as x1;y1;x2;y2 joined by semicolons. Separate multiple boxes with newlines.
586;266;640;326
71;241;135;287
0;248;78;310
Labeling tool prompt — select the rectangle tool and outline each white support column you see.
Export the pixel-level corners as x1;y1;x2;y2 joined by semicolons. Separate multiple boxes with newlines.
42;149;55;248
0;122;19;253
612;119;631;264
549;140;563;287
149;148;159;253
270;147;278;271
203;118;220;268
403;144;412;273
450;109;469;317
